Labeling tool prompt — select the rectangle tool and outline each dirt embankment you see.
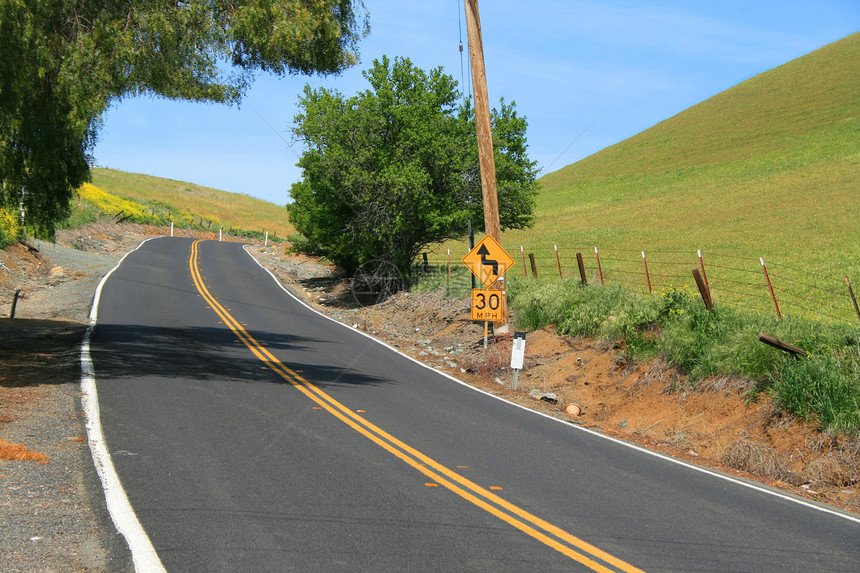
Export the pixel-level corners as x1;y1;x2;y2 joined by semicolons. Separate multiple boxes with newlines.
1;224;857;566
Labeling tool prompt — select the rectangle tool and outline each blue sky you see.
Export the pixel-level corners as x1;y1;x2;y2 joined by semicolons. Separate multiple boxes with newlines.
92;1;859;206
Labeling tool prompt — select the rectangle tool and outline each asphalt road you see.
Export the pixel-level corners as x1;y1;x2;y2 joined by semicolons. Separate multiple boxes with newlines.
90;237;860;572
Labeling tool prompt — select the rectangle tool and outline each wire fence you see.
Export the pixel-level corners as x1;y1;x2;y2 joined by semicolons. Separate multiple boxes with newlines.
413;243;860;327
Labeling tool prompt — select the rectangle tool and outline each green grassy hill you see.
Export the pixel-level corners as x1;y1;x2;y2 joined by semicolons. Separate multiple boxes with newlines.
89;168;294;240
497;32;859;324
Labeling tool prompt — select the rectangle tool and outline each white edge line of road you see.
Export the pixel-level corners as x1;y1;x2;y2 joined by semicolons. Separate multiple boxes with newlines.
81;236;167;573
244;245;860;526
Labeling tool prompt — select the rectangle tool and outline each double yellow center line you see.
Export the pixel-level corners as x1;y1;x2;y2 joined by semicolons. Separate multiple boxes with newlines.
189;240;643;573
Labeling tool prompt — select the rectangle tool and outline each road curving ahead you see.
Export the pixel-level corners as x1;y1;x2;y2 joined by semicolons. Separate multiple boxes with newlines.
87;237;860;572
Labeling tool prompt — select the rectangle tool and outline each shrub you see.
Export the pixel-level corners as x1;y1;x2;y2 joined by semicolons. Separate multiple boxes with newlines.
58;194;100;229
508;277;583;330
658;285;696;321
507;278;661;358
0;207;21;248
77;183;155;224
659;304;781;380
772;348;860;434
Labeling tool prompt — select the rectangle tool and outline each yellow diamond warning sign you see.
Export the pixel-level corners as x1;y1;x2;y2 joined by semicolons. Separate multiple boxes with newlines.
462;235;515;287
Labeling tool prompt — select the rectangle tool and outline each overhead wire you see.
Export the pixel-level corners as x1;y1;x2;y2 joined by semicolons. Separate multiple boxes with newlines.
543;109;607;174
457;0;472;104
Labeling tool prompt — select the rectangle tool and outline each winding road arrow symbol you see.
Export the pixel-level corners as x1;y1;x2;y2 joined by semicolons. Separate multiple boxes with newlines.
477;244;499;275
462;235;514;287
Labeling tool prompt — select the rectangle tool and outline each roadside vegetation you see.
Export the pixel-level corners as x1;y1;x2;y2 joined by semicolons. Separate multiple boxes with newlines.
407;261;860;435
413;264;859;435
506;277;860;434
287;56;538;280
0;207;21;249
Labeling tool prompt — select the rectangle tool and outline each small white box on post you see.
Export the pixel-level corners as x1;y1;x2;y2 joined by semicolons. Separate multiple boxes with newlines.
510;331;526;389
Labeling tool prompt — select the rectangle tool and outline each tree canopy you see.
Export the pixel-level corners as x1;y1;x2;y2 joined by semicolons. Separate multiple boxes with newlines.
287;56;538;283
0;0;367;238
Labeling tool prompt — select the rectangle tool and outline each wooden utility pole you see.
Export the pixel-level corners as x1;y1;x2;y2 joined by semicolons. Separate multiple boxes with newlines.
464;0;510;332
463;0;500;242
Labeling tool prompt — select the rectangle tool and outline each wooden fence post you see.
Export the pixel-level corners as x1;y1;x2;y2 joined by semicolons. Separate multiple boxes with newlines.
692;269;713;310
847;276;860;324
521;246;527;277
576;252;587;285
446;249;451;292
10;289;21;318
528;253;538;278
758;332;807;357
697;249;711;300
447;249;451;279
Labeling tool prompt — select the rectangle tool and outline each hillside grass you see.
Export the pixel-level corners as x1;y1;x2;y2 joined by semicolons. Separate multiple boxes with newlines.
430;33;859;325
526;32;858;266
60;180;285;242
90;168;294;240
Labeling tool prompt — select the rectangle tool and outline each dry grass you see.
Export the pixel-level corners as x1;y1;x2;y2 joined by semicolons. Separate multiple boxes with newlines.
0;438;49;463
804;436;860;487
721;433;792;481
697;375;756;395
460;338;513;376
805;453;858;487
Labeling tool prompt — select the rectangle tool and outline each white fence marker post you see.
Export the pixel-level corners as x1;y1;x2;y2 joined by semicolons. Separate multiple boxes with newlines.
510;331;526;390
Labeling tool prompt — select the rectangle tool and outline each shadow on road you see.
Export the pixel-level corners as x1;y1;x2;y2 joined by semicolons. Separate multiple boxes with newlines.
0;318;88;387
91;322;392;389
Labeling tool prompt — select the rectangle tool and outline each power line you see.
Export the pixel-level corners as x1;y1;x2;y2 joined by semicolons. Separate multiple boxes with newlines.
253;109;302;159
457;0;472;103
543;108;607;173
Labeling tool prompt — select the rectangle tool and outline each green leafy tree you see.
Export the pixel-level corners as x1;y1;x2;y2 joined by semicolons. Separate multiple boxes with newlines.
0;0;367;238
287;56;538;283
